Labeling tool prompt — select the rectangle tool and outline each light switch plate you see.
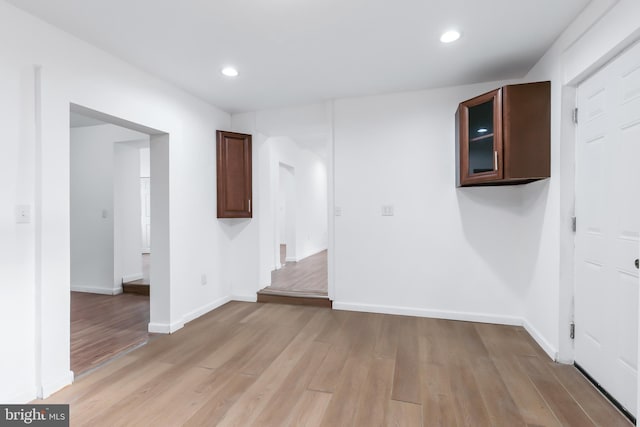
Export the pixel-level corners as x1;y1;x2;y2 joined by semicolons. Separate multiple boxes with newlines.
334;206;343;216
15;205;31;224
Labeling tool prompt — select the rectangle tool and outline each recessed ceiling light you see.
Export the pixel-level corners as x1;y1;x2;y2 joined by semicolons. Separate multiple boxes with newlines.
440;30;461;43
221;67;239;77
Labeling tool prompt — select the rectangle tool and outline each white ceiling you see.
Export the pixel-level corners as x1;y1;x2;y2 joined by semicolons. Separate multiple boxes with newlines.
9;0;590;114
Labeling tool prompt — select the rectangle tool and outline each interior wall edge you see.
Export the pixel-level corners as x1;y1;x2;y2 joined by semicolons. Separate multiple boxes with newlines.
40;370;73;400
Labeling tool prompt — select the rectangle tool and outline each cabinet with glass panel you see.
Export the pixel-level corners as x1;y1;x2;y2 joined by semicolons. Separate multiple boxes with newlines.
455;81;550;187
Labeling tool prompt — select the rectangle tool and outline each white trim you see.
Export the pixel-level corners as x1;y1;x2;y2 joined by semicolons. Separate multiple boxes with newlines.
148;319;184;334
70;285;123;295
232;293;258;303
332;301;522;326
40;370;74;399
295;247;328;263
285;256;297;263
523;319;560;362
182;296;232;324
333;301;560;362
122;273;143;283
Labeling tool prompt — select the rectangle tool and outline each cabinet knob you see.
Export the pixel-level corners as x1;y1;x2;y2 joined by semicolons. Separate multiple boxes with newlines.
635;259;639;269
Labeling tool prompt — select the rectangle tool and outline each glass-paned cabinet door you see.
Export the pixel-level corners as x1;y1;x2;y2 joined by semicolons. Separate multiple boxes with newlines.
458;88;503;185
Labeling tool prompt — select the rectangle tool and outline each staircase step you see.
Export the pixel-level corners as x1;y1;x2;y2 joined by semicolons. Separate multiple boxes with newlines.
257;289;331;308
122;282;150;296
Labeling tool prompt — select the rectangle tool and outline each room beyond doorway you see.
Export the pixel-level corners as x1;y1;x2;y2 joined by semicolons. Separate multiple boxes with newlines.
70;291;149;375
258;247;329;307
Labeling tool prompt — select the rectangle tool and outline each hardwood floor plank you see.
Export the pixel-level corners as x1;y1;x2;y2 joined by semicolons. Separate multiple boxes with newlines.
252;342;331;425
420;362;461;427
284;391;332;427
307;345;350;393
314;310;348;345
353;357;395;426
385;400;423;427
374;314;400;359
70;291;149;375
519;355;597;426
216;310;333;426
475;323;561;426
37;302;629;427
549;363;632;426
183;373;257;427
455;323;526;426
80;365;209;426
319;355;373;426
391;316;421;404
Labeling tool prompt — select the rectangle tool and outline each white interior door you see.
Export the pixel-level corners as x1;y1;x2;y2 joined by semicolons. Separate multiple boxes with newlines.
575;41;640;417
140;177;151;253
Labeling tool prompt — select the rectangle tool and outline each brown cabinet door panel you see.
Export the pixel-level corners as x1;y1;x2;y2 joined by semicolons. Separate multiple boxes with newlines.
217;130;252;218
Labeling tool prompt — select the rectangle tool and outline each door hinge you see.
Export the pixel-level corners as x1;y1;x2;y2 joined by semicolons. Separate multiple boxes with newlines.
571;216;577;232
572;108;579;124
570;322;575;340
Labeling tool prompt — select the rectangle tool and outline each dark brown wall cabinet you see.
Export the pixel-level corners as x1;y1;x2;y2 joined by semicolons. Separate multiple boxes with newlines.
216;130;252;218
456;81;550;187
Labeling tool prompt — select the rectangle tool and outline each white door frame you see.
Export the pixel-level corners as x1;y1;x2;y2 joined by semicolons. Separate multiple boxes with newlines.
68;106;171;338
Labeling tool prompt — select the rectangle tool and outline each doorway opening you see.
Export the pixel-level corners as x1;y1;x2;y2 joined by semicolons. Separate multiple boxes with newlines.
69;105;163;375
257;137;329;307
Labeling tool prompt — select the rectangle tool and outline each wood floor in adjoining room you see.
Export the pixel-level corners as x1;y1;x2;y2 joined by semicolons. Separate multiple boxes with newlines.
71;291;150;375
264;248;328;296
49;301;630;426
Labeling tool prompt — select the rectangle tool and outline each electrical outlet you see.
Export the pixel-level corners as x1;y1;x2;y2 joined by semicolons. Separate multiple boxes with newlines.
201;274;207;286
15;205;31;224
381;205;394;216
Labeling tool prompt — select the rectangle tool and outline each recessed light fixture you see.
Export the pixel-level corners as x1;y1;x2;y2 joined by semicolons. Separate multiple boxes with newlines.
221;67;239;77
440;30;461;43
477;128;488;133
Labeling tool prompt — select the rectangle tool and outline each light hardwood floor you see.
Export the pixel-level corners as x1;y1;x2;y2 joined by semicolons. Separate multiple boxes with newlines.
71;291;150;375
263;249;328;297
51;301;629;426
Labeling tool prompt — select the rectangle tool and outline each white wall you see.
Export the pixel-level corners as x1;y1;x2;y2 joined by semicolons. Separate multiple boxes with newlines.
0;0;238;402
70;125;146;294
331;82;532;324
278;163;296;263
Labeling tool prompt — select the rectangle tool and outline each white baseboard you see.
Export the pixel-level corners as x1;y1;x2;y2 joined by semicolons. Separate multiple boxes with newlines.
232;293;258;303
122;273;143;283
71;285;122;295
40;370;74;399
4;387;38;404
333;301;559;362
296;247;328;262
285;256;297;263
148;319;184;334
522;319;559;361
332;301;522;326
182;296;232;324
